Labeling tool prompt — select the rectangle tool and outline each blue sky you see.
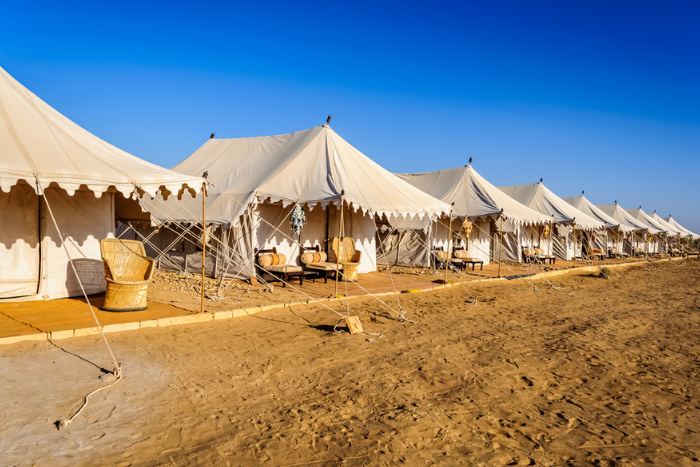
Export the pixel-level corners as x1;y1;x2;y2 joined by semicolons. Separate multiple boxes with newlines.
2;0;699;231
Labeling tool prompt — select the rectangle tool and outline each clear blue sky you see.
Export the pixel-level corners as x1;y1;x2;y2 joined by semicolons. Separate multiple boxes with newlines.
2;1;698;231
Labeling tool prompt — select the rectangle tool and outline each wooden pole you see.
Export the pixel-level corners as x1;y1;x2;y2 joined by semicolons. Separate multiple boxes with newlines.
605;228;608;258
334;195;344;298
445;207;453;284
548;218;553;260
201;182;206;313
498;217;503;278
573;224;576;262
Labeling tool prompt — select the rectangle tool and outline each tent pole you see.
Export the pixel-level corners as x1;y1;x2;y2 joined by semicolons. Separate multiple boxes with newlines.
605;228;608;258
548;219;553;259
445;206;453;284
201;182;206;313
334;195;344;298
498;217;503;278
573;224;576;262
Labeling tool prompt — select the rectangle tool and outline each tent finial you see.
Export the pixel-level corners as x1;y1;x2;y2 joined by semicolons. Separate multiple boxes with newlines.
469;157;472;164
539;178;543;183
582;190;584;195
326;114;332;124
210;133;215;139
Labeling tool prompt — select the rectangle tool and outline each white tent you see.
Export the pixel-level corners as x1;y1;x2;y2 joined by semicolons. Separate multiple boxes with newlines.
396;165;552;264
626;207;667;254
498;182;605;260
663;215;700;240
0;65;203;300
562;193;630;255
135;125;451;278
647;211;682;236
596;203;649;255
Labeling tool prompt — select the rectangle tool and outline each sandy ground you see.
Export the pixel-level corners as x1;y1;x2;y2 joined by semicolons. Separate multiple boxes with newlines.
1;259;699;466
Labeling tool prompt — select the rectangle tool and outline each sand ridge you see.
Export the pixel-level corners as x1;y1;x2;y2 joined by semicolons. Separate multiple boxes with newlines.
0;260;698;466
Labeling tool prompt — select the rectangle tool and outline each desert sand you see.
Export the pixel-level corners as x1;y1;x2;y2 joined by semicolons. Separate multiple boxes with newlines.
1;259;699;466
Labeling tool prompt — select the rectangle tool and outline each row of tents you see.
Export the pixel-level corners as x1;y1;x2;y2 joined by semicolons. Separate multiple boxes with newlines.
1;65;698;301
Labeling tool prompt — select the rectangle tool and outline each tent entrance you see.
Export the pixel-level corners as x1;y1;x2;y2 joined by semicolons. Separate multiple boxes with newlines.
0;182;40;298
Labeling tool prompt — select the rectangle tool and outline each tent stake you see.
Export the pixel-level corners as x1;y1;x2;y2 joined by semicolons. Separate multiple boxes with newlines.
201;182;206;313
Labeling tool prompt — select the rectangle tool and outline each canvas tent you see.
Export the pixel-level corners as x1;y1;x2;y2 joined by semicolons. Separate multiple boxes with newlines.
498;182;605;261
126;124;451;279
562;193;630;254
663;215;700;240
626;207;667;254
395;165;552;264
0;65;203;300
647;212;682;237
596;203;649;255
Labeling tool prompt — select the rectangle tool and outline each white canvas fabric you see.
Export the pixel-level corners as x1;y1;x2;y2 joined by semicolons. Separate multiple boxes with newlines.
164;125;450;226
562;194;630;232
0;65;202;299
0;65;203;198
647;212;682;236
396;165;552;225
625;208;666;235
663;215;700;240
498;182;604;231
596;203;650;232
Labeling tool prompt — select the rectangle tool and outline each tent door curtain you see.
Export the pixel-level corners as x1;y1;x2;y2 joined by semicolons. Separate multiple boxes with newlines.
0;182;40;298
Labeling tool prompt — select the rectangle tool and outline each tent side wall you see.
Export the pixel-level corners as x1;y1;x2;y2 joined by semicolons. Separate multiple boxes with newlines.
0;182;41;298
1;185;114;301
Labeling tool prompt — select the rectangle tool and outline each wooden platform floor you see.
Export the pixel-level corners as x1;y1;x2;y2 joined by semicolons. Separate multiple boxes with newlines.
0;294;194;339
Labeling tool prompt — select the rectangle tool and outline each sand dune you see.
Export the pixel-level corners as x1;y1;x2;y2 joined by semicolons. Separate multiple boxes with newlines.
0;260;698;466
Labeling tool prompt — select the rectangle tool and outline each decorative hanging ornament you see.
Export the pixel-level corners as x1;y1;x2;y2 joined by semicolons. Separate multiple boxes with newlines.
289;205;307;236
459;219;473;239
591;231;597;242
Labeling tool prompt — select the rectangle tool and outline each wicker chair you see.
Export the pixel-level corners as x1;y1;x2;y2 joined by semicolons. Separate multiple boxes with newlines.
330;237;362;281
100;239;155;312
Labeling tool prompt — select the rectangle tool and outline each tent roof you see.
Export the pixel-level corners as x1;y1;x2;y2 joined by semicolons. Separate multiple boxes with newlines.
498;182;605;231
395;165;552;225
0;65;202;198
663;215;700;240
561;194;629;232
596;203;649;232
168;125;450;224
625;208;666;235
647;211;683;236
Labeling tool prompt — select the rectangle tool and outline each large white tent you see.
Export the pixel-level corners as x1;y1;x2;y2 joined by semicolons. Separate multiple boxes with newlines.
395;165;552;264
596;203;649;255
131;125;451;278
663;215;700;240
0;65;203;300
498;182;605;260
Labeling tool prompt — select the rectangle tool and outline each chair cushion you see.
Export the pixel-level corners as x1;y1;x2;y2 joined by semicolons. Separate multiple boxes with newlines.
453;250;468;259
305;262;343;271
300;251;328;265
461;257;482;262
265;264;302;273
434;251;448;260
258;253;286;267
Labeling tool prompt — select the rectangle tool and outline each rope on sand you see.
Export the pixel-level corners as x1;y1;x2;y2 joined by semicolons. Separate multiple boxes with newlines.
58;363;123;430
